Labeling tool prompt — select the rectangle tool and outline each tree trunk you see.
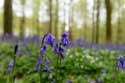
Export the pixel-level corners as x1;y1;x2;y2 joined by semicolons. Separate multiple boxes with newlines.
49;0;52;33
55;0;59;38
3;0;13;34
20;5;25;37
92;0;96;43
105;0;112;42
117;0;122;44
69;0;73;40
95;0;100;43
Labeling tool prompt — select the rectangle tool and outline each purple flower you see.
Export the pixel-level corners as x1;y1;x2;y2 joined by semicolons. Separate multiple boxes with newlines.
38;55;42;64
45;56;50;65
49;77;55;83
62;32;68;38
118;55;124;66
59;46;65;52
8;60;14;73
43;65;51;73
61;32;70;46
35;62;39;71
44;33;55;46
60;52;65;59
66;80;72;83
35;56;42;71
40;45;46;55
116;63;121;71
61;38;70;46
53;44;59;54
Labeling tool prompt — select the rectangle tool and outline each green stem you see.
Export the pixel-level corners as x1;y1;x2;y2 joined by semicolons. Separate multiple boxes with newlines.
39;64;43;83
39;34;47;83
59;57;62;82
55;54;59;82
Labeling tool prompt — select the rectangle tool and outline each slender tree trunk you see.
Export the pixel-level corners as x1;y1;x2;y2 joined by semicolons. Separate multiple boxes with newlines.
117;0;122;44
3;0;13;34
95;0;100;43
49;0;52;33
83;0;87;40
63;1;66;33
69;0;73;40
36;18;40;35
105;0;112;42
92;0;96;43
55;0;59;38
20;6;25;37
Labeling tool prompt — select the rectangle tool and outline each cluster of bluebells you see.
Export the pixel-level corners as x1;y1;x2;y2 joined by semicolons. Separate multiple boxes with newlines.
35;32;70;82
116;55;125;71
8;44;18;74
35;33;54;73
53;32;70;59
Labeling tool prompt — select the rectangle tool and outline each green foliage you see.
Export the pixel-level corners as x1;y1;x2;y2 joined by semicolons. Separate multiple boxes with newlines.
0;41;125;83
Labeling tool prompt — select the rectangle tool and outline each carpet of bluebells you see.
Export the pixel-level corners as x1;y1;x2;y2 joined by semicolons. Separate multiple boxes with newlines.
0;33;125;83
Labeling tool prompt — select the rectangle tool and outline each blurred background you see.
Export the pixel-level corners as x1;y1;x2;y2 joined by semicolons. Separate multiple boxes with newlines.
0;0;125;43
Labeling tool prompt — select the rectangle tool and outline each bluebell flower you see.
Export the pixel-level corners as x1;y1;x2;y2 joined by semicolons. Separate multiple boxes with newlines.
43;65;51;73
59;46;65;52
61;38;70;46
35;62;39;71
60;52;65;59
61;32;70;46
53;44;59;54
8;60;14;73
62;32;68;38
44;33;55;46
118;55;124;66
66;80;72;83
38;55;42;64
40;45;46;55
35;56;42;71
49;77;55;83
116;63;121;71
45;56;50;65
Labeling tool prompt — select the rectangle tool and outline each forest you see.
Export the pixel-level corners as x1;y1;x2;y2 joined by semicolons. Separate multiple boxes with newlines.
0;0;125;83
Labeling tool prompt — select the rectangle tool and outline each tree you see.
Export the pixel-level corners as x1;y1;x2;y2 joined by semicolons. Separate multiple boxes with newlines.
33;0;41;36
19;0;26;37
95;0;100;43
3;0;13;34
49;0;52;33
117;0;122;43
105;0;112;42
92;0;96;43
54;0;59;38
68;0;73;40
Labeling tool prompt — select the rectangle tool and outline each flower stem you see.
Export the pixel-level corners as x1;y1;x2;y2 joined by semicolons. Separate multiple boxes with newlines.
39;34;47;83
55;54;59;82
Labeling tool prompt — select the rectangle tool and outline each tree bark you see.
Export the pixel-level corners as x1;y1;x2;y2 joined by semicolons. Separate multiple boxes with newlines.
55;0;59;38
95;0;100;43
20;5;25;37
3;0;13;34
49;0;52;33
117;0;122;44
69;0;73;40
92;0;96;43
105;0;112;42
